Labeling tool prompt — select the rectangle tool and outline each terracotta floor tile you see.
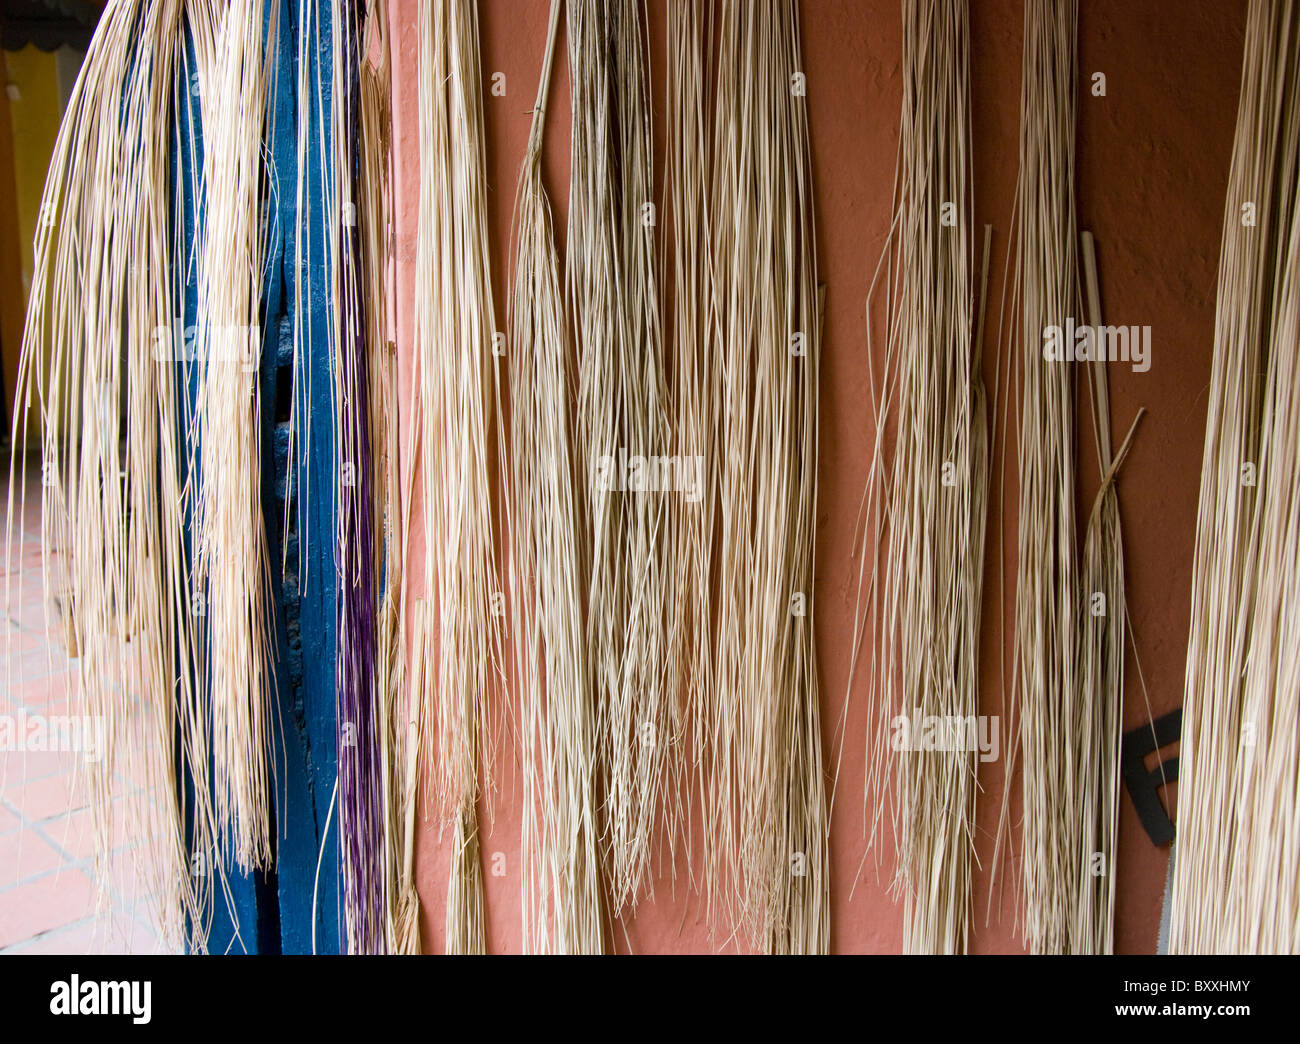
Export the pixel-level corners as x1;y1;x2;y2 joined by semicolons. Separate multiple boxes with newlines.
0;867;96;948
6;602;56;633
107;849;148;903
41;800;131;862
0;910;159;955
13;672;75;709
0;827;66;885
0;747;77;785
110;750;159;790
0;472;165;955
3;768;89;823
12;648;71;683
4;630;46;655
106;838;172;906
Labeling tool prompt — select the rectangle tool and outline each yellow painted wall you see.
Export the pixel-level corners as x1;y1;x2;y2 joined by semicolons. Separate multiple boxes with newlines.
2;46;72;443
5;46;61;296
6;46;61;294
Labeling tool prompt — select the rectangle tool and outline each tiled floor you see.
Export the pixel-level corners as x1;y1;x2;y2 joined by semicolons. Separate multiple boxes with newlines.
0;462;169;955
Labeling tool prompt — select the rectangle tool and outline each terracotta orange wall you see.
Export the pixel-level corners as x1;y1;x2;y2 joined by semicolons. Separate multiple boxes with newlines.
388;0;1245;953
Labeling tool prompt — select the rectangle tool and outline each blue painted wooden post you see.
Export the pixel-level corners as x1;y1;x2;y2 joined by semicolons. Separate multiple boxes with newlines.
267;0;343;956
172;0;344;955
170;17;278;955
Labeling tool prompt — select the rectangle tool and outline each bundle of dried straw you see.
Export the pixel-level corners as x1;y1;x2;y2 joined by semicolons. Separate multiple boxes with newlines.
1171;0;1300;955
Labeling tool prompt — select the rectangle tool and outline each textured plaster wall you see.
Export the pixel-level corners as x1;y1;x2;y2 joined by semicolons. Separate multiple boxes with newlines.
387;0;1245;953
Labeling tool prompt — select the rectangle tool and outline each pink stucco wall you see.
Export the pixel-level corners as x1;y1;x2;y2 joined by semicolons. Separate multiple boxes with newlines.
387;0;1245;953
